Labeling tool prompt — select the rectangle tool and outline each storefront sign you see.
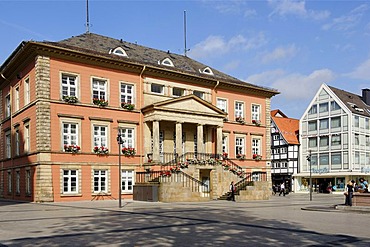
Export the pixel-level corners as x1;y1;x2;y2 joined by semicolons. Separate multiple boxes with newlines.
361;167;370;174
311;168;328;174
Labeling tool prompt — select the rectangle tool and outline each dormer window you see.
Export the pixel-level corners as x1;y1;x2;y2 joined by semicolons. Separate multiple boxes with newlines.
109;47;128;57
159;58;174;67
200;67;214;75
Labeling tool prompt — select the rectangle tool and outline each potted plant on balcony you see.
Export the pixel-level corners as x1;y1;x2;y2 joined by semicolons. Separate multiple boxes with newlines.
93;98;108;107
63;95;78;104
64;144;80;153
121;102;135;110
253;154;262;161
235;116;245;124
122;147;136;157
93;146;109;155
252;119;261;126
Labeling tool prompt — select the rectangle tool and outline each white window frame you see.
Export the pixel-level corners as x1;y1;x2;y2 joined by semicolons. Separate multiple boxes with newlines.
217;98;227;112
25;169;31;195
15;128;20;156
252;138;261;155
235;137;245;156
93;125;108;148
172;87;185;97
24;122;30;153
93;170;108;193
61;73;78;98
121;170;134;193
63;169;79;194
251;104;260;121
120;128;135;149
14;86;19;111
5;94;11;118
235;101;244;119
193;90;204;99
120;82;134;104
62;122;79;147
151;83;164;95
92;78;107;100
5;131;11;159
24;77;30;105
222;135;228;154
15;170;20;194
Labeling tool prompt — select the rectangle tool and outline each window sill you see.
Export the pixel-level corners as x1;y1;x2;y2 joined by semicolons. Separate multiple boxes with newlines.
61;193;82;197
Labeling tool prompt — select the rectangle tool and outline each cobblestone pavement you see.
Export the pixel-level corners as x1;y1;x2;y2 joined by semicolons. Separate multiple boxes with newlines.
0;193;369;246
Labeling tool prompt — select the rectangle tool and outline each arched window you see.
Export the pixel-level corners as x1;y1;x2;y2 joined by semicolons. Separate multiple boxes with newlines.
200;67;214;75
159;58;174;67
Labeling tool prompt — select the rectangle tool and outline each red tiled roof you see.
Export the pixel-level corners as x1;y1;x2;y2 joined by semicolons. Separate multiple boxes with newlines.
271;113;299;145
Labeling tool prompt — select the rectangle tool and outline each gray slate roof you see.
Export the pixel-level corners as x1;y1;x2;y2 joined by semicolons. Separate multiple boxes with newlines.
42;32;277;93
329;85;370;117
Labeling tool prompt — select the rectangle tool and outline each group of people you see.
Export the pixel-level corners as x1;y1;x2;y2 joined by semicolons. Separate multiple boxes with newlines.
272;182;287;196
344;178;369;206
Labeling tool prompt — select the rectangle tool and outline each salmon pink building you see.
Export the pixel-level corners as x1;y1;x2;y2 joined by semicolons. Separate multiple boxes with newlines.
0;33;279;202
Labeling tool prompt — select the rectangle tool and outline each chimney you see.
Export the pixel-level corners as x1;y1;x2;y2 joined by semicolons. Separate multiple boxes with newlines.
362;88;370;105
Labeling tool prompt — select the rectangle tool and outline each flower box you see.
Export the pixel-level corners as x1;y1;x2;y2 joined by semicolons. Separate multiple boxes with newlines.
253;154;262;161
93;98;108;107
63;95;78;103
161;171;171;177
235;116;245;124
121;102;135;110
222;152;228;159
122;147;136;157
64;144;80;153
252;119;261;126
93;146;109;155
236;154;246;160
170;166;181;173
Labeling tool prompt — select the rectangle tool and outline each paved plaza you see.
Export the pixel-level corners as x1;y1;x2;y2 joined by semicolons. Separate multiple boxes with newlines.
1;193;370;246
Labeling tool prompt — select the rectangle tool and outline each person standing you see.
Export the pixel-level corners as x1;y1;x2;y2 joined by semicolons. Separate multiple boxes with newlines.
279;182;286;196
344;180;354;206
229;181;235;201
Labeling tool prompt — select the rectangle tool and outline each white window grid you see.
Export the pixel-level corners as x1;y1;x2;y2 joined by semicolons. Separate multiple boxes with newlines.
120;128;135;148
24;123;30;153
24;78;30;105
16;171;20;194
15;87;19;111
5;95;11;118
217;99;227;112
120;83;133;104
5;132;11;159
62;74;77;97
252;138;261;155
63;123;78;146
92;78;107;100
121;170;134;193
252;105;260;121
235;137;244;155
94;170;107;193
93;125;107;147
235;102;244;118
63;169;78;193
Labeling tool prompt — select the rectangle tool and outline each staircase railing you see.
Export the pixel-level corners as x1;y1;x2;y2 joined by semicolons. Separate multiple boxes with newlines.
234;171;267;193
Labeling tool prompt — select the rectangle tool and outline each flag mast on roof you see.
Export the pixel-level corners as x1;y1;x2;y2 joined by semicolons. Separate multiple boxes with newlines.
184;10;190;57
86;0;90;33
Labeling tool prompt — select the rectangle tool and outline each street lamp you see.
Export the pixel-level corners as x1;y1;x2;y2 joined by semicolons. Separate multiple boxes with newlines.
117;132;124;208
306;150;312;201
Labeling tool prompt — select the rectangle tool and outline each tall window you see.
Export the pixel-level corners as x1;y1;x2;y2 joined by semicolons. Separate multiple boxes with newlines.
5;131;11;159
16;171;20;194
62;74;77;97
319;136;329;147
308;137;317;148
24;77;30;105
63;169;78;193
308;121;317;131
7;171;12;193
120;128;135;148
120;83;134;104
222;135;228;154
217;98;227;112
354;134;360;145
319;119;329;130
235;137;244;156
25;169;31;195
331;135;341;146
235;102;244;119
94;170;107;193
252;138;261;155
15;129;20;156
93;125;107;147
24;123;30;153
5;94;11;118
92;78;107;100
354;116;359;128
15;87;19;111
251;105;260;121
331;117;341;128
63;123;78;146
121;170;134;193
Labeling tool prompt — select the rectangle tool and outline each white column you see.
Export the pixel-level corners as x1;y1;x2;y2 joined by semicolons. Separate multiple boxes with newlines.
153;120;160;162
217;126;223;156
176;122;183;156
197;124;204;154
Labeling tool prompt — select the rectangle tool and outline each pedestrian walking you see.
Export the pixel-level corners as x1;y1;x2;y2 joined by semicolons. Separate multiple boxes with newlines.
229;181;236;201
344;180;354;206
279;182;286;196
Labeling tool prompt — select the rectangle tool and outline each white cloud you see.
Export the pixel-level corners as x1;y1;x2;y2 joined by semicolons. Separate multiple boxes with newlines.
247;69;336;100
259;44;298;64
345;58;370;80
268;0;330;20
322;4;368;31
189;33;267;59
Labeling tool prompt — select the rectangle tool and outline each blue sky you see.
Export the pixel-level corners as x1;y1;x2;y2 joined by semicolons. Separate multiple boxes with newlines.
1;0;370;119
